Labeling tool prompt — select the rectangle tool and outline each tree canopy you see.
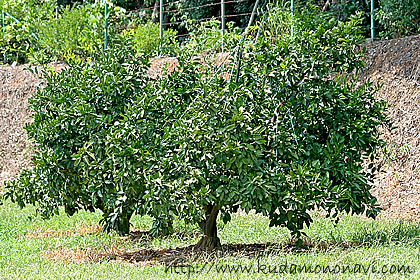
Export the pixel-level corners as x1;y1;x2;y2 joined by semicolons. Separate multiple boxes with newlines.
2;3;389;249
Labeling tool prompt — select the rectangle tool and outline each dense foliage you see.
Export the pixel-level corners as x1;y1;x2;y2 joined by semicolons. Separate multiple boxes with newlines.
154;5;389;248
375;0;420;38
32;4;106;63
239;5;389;239
1;0;419;64
0;0;56;63
3;3;389;249
0;0;125;63
127;21;177;56
3;46;151;234
182;19;242;54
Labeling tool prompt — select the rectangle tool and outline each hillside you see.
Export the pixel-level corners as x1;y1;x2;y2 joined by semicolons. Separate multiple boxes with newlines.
362;35;420;220
0;35;419;220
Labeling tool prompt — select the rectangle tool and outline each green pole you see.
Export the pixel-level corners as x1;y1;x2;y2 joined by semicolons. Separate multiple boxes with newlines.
291;0;294;36
54;5;58;57
235;0;260;83
1;10;4;36
370;0;375;39
104;2;108;51
2;10;5;64
221;0;225;52
159;0;163;55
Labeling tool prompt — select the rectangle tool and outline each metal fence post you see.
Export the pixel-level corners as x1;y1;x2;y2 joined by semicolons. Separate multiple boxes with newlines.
370;0;375;39
159;0;163;55
54;6;58;57
2;10;5;63
221;0;225;52
104;2;108;51
291;0;294;36
235;0;260;83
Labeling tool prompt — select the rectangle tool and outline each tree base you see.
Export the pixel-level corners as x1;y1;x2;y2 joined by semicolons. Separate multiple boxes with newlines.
194;235;221;250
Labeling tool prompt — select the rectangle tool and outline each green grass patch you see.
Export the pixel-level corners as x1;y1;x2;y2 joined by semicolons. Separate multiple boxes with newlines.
0;200;418;279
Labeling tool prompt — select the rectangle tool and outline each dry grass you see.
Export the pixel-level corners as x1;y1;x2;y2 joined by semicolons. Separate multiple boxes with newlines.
40;243;123;264
148;52;232;80
41;247;106;264
20;224;102;239
21;224;150;240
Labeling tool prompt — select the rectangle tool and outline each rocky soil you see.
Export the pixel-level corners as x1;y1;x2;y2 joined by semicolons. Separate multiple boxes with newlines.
0;35;419;220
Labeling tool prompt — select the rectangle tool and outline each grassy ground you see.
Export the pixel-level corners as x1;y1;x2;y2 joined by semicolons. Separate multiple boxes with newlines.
0;200;418;280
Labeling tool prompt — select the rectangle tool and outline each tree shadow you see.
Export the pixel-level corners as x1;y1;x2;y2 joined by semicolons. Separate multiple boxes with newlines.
103;221;419;266
350;221;419;247
103;239;360;266
39;222;419;266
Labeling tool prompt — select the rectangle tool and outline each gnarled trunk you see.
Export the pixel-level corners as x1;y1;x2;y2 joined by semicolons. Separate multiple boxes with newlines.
195;204;221;250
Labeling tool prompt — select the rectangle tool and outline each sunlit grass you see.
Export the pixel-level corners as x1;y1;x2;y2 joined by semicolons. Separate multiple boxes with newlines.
0;200;418;279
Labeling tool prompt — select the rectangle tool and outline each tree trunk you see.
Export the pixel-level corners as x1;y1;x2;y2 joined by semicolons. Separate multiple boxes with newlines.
322;0;331;11
116;209;134;235
322;0;342;11
151;0;160;23
194;204;221;250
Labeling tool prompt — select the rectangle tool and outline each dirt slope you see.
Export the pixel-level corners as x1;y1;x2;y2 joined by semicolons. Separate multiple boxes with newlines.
0;65;39;184
362;35;420;220
0;36;419;220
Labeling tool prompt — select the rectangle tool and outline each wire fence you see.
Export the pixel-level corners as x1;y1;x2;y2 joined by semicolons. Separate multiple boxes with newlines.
1;0;377;62
120;0;377;54
152;0;257;54
2;6;61;63
1;0;255;61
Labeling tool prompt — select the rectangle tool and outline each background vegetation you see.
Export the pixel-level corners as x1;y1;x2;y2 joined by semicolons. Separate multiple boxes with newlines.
0;0;419;64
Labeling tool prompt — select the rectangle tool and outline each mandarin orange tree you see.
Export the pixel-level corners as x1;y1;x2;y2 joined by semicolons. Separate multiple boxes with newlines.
3;3;389;249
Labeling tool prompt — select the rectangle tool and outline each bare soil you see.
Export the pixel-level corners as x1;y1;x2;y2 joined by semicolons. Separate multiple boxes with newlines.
0;35;419;220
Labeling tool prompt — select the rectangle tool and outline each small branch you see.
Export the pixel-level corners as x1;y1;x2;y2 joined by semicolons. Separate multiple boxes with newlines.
322;0;331;11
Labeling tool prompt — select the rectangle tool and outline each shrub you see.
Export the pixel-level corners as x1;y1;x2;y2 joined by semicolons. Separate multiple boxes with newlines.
72;51;206;235
323;0;371;36
0;0;55;63
130;22;177;56
1;1;127;64
237;5;389;241
181;19;242;55
0;19;32;63
32;5;103;61
153;6;389;249
2;45;151;234
31;3;127;62
375;0;420;38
